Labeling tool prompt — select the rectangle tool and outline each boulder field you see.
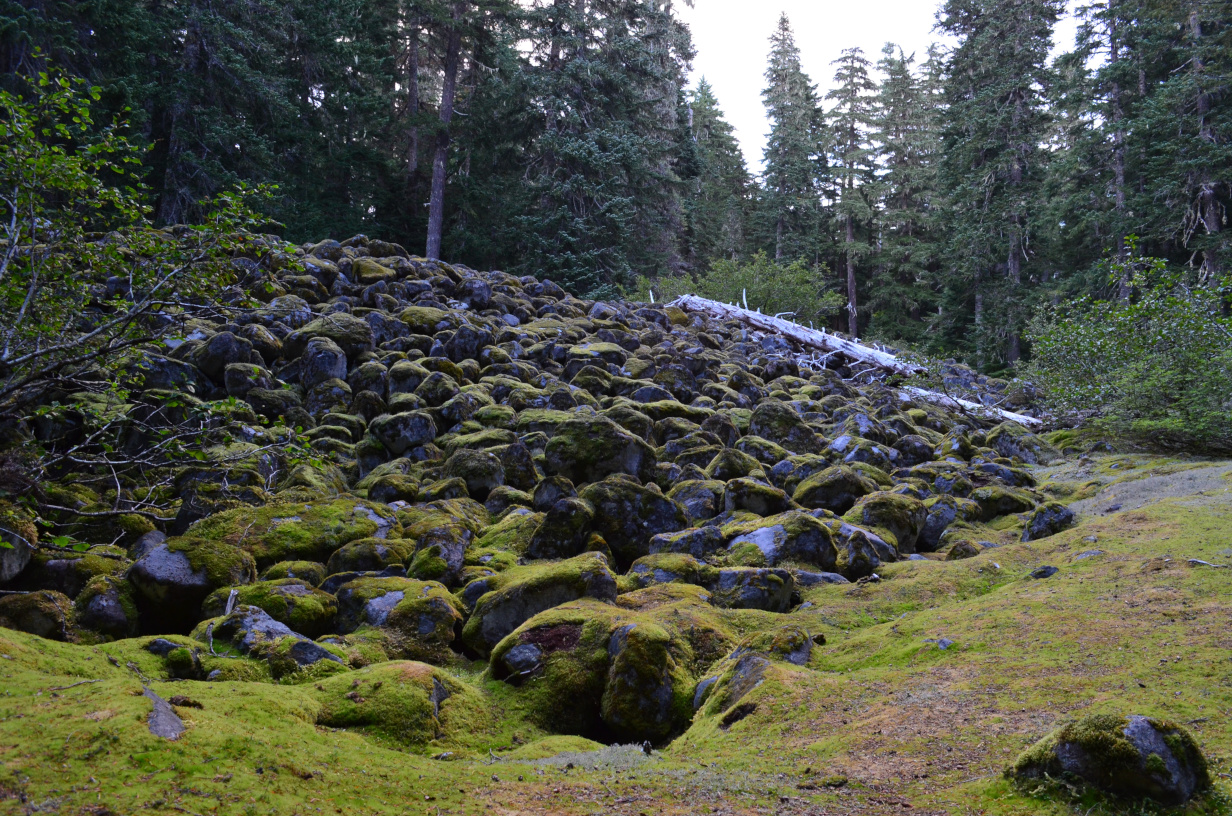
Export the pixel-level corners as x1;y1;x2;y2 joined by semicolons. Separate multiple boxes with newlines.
0;236;1218;812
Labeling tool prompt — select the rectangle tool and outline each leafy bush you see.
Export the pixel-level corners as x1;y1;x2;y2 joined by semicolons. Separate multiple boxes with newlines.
632;252;844;327
0;66;272;410
1026;248;1232;453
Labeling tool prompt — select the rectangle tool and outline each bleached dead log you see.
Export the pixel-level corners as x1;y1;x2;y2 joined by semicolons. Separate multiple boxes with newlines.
667;293;1043;429
667;294;925;377
898;386;1043;428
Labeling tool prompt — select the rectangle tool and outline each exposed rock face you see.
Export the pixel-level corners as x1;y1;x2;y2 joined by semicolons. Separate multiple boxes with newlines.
1;239;1065;745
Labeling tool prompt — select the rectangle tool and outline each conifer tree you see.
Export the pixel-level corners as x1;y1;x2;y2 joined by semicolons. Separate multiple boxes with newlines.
937;0;1064;366
827;47;878;337
759;14;827;264
868;44;942;343
683;79;750;266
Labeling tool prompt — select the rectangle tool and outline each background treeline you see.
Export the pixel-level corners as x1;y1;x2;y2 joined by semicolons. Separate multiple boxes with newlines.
2;0;1229;371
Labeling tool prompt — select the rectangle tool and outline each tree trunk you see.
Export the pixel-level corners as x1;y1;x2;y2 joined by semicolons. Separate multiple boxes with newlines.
425;2;465;261
775;214;783;261
405;18;421;183
845;213;858;337
1189;6;1221;278
1109;1;1130;299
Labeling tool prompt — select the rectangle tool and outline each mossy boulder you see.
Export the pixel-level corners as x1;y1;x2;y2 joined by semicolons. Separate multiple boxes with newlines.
723;478;794;517
919;495;982;552
334;577;463;661
666;479;725;523
201;578;338;637
326;538;415;575
624;553;716;592
601;620;694;743
127;537;257;628
368;411;438;456
969;485;1036;521
578;477;688;570
721;511;837;571
748;400;823;455
792;466;878;514
490;585;733;741
707;568;794;612
74;576;139;640
460;552;618;656
0;502;37;583
312;661;485;747
987;422;1060;465
1022;502;1075;542
186;499;400;568
474;507;544;556
544;415;657;484
1009;713;1210;806
442;449;505;500
260;560;327;586
842;492;927;554
286;313;375;359
0;590;75;641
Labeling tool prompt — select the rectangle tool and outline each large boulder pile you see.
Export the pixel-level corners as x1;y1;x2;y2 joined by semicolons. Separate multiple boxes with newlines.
0;236;1074;743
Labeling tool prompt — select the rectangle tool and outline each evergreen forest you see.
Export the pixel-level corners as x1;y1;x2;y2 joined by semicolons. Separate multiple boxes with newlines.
5;0;1228;371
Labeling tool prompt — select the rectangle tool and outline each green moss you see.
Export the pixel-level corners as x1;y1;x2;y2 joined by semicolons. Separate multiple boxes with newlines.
201;579;338;638
165;537;257;587
312;661;486;748
474;508;544;555
186;498;401;567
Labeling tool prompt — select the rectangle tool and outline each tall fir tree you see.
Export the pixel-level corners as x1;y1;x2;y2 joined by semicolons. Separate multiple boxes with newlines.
868;44;943;344
682;79;750;267
759;14;828;264
937;0;1064;367
827;47;878;337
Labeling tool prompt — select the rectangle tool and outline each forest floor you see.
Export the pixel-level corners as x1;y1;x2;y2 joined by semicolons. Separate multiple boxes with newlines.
2;451;1231;816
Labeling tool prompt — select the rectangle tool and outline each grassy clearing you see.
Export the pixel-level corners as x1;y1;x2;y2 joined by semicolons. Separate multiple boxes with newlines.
1;454;1230;814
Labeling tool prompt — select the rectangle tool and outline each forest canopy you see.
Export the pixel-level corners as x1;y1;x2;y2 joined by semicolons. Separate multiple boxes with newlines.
2;0;1229;373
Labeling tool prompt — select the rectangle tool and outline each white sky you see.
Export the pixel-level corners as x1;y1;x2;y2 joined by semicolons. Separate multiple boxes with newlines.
675;0;1084;172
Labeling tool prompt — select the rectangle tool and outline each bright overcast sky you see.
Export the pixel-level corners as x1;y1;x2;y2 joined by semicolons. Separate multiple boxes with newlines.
675;0;1084;172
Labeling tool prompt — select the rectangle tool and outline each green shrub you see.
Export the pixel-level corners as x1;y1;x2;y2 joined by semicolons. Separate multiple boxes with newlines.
1026;248;1232;453
632;252;844;327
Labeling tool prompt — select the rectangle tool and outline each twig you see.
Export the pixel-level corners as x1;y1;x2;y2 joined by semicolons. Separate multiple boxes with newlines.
49;679;101;691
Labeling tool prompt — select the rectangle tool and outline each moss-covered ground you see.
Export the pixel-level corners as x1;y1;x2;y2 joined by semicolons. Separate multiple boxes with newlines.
2;454;1231;814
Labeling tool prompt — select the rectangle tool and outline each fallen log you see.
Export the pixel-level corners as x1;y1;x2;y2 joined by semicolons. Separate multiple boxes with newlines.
898;386;1042;429
667;294;1043;429
667;294;925;376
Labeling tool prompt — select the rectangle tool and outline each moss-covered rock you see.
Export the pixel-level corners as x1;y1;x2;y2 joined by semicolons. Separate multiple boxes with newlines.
460;553;617;657
74;576;139;640
127;537;257;628
312;661;485;747
186;499;400;568
0;590;75;641
1021;502;1075;542
666;479;725;523
919;495;982;552
721;511;837;571
723;478;794;517
969;485;1036;521
842;492;927;554
792;466;878;514
201;578;338;637
475;507;544;559
544;415;658;484
749;400;824;455
442;449;505;500
578;477;688;570
1009;713;1210;806
334;577;463;661
987;422;1060;465
259;560;327;586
